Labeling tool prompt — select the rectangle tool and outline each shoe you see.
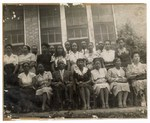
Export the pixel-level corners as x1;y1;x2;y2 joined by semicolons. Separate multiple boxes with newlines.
118;104;123;108
87;105;91;110
102;104;106;109
105;104;109;109
82;105;87;110
123;103;127;108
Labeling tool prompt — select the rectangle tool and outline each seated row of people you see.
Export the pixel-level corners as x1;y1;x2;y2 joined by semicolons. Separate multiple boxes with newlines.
4;52;147;112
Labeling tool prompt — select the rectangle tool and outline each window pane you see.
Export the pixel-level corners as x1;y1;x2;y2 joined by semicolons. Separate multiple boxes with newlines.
65;6;88;39
18;34;24;43
40;5;61;44
12;35;17;44
102;34;109;41
49;34;55;43
68;29;74;38
3;5;24;45
41;35;48;43
56;34;62;43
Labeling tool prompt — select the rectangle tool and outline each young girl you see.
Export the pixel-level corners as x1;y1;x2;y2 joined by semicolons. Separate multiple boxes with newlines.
91;57;110;108
34;64;53;111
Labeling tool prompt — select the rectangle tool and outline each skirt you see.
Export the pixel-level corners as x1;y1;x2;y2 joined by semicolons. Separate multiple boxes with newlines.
110;82;130;96
93;83;110;96
132;79;146;95
36;87;53;100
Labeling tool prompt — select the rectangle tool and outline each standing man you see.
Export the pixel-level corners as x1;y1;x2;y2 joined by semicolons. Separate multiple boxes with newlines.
64;41;71;61
31;44;38;60
80;41;88;55
96;41;104;57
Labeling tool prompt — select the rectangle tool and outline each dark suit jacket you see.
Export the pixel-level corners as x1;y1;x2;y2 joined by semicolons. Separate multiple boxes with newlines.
52;70;73;84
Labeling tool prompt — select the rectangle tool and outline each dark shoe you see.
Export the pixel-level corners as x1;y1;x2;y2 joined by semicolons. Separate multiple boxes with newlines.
102;104;106;109
118;104;123;108
105;104;109;109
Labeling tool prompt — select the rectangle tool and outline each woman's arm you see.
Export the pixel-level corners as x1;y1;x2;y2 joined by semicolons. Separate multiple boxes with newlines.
107;69;119;83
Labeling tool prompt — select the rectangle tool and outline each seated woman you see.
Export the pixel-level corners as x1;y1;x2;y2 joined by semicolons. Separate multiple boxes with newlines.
4;44;18;87
74;58;91;110
91;57;110;108
107;58;130;108
52;59;74;110
126;52;147;106
33;64;53;111
18;62;36;112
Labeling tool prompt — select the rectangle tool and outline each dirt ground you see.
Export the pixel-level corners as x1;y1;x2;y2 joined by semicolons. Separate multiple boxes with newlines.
4;106;147;120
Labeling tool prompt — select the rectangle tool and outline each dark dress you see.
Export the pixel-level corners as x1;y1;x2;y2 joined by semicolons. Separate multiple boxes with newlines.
116;47;131;67
73;67;91;90
37;54;52;71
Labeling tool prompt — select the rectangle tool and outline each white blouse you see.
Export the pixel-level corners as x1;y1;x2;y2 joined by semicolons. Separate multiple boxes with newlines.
18;72;36;87
101;49;115;62
18;53;36;64
4;54;18;66
54;56;67;67
69;51;85;64
36;71;53;85
91;68;107;81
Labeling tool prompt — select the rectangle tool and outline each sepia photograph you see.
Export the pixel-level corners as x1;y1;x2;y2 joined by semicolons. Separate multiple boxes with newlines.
2;2;147;120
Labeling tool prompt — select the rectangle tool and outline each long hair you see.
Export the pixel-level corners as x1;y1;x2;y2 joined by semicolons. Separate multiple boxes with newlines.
55;45;66;57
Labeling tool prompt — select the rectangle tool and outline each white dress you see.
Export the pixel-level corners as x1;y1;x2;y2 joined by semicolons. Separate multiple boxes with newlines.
126;62;147;95
35;71;53;99
107;67;130;96
91;68;110;96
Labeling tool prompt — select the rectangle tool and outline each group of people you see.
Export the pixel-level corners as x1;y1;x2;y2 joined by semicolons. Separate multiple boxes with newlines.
4;38;147;113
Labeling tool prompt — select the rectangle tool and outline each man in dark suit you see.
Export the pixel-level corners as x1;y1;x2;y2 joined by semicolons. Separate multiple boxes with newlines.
52;59;74;109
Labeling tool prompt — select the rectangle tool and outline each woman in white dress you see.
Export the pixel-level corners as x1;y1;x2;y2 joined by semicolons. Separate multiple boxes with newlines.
91;57;110;108
126;52;147;106
107;58;130;108
33;64;53;111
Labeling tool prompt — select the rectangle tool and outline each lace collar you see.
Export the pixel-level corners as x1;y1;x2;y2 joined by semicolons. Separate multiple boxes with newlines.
74;67;88;76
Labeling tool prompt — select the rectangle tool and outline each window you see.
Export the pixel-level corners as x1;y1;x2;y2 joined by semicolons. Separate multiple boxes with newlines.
65;5;88;40
40;5;62;44
91;4;116;43
3;5;24;46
